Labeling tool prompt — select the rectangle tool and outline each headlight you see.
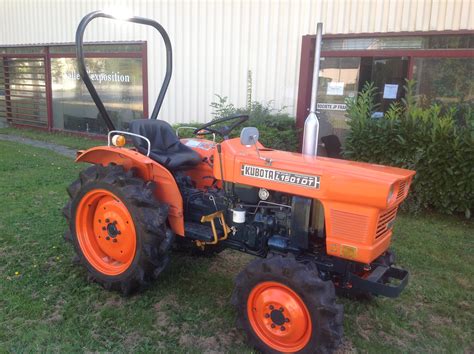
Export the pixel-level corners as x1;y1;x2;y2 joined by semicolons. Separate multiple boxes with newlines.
112;135;126;147
387;184;395;205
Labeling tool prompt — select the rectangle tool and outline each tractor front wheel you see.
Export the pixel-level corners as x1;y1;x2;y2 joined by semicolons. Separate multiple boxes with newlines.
63;164;174;295
232;255;343;353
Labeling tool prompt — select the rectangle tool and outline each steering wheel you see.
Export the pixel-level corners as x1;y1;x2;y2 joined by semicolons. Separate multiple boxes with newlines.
193;114;249;139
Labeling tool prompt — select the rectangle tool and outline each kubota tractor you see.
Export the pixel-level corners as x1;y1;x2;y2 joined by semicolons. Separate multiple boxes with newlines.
63;12;415;353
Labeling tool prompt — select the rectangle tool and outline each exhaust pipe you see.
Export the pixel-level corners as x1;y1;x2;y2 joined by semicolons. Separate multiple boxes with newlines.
302;22;323;156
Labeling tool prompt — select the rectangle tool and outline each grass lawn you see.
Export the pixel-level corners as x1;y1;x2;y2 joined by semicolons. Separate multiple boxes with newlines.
0;139;473;352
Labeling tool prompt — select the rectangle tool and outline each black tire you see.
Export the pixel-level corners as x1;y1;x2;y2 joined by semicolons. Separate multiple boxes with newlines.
231;255;343;354
62;164;174;295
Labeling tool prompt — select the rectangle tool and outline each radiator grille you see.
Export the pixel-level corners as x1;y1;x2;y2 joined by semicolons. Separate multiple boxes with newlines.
396;181;407;201
376;206;398;239
331;210;369;243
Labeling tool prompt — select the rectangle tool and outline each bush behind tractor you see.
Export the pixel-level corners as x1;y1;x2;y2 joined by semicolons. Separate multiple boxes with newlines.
63;12;415;353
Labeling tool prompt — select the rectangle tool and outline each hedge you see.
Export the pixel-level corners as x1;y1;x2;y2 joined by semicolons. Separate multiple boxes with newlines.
174;95;300;152
344;81;474;218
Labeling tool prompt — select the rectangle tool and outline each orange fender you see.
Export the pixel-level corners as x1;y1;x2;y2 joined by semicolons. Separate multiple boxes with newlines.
76;146;185;236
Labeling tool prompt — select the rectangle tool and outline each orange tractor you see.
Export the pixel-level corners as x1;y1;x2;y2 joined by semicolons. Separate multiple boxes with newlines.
63;12;415;353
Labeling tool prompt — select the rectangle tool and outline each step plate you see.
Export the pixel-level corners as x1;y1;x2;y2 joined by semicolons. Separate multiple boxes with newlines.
184;221;222;242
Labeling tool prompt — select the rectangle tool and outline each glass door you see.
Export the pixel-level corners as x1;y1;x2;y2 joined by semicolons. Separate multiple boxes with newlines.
359;57;409;113
316;57;360;141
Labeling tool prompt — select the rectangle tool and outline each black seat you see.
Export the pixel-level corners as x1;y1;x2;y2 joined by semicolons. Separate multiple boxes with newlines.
129;119;201;171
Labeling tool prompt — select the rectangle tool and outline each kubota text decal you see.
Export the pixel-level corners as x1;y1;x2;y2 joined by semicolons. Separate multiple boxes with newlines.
241;165;320;189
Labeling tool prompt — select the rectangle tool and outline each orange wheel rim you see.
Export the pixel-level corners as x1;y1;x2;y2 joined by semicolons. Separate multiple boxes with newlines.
75;189;136;276
247;281;312;353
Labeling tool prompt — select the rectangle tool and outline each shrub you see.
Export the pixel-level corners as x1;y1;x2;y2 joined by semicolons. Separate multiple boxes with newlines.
344;80;474;218
174;95;299;152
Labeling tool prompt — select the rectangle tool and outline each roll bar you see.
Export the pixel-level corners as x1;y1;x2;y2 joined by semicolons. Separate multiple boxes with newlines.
75;11;173;131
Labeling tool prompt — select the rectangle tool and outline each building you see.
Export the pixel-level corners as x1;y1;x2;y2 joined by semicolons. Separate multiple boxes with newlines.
0;0;472;136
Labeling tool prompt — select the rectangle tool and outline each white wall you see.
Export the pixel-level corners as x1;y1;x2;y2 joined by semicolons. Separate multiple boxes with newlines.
1;0;472;123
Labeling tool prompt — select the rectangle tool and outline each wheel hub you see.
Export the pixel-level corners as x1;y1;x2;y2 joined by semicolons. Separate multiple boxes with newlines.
270;308;286;326
106;222;120;238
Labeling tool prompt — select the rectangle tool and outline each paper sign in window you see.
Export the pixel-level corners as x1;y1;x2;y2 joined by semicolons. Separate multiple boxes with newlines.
326;82;345;96
383;84;398;99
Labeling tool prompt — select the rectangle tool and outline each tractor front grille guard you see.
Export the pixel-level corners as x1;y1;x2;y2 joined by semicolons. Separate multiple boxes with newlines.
76;11;173;132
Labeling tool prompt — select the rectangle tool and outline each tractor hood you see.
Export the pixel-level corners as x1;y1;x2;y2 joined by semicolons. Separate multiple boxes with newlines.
215;138;415;210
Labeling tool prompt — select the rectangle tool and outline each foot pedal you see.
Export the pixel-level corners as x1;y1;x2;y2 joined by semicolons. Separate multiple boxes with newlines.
184;222;220;243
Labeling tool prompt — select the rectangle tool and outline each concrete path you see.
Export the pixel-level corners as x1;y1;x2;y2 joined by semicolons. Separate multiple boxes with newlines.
0;134;76;158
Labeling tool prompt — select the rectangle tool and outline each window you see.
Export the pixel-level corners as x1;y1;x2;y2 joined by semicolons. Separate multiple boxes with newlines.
297;32;473;142
0;42;146;133
359;57;409;112
51;56;144;134
322;35;474;51
0;58;48;127
323;37;424;51
49;43;143;54
0;46;45;54
413;58;474;105
316;57;360;138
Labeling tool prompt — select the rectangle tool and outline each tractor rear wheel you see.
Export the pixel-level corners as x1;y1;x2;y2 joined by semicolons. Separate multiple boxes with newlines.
63;164;174;295
232;255;343;353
